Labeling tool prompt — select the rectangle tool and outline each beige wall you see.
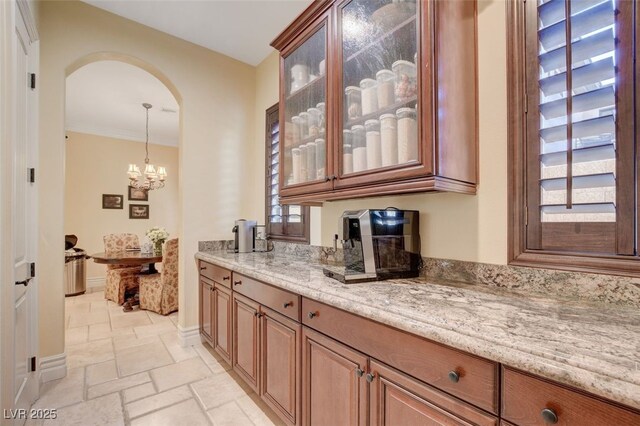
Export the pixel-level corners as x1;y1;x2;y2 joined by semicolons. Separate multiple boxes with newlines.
39;0;256;358
254;0;508;264
64;132;179;282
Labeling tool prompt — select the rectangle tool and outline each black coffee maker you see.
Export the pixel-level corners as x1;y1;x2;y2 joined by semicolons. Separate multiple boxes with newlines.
324;209;421;283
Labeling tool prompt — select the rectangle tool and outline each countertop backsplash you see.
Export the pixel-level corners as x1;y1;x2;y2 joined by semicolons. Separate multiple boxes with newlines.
198;240;640;307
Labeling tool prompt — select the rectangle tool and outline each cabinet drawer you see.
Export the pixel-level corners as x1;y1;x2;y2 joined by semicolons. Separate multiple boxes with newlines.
199;261;232;287
233;273;300;322
502;368;640;426
302;298;499;414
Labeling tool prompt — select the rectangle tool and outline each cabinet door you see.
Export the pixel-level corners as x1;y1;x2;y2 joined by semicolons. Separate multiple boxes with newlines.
335;0;433;189
302;327;368;426
213;284;232;364
260;306;301;425
232;293;260;392
199;278;213;343
369;360;497;426
279;13;334;199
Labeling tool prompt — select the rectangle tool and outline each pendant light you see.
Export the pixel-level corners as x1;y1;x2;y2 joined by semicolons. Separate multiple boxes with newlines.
127;103;167;190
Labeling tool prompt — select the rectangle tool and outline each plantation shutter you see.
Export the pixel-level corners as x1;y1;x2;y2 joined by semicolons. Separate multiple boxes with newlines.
525;0;634;254
265;104;309;242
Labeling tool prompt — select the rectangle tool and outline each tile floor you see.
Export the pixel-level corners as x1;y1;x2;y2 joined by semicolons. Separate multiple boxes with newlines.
29;290;283;426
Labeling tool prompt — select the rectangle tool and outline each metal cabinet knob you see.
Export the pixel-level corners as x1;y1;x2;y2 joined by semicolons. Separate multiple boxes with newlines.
307;311;317;319
283;302;293;308
541;408;558;424
355;368;364;378
200;266;206;271
223;276;230;281
365;373;375;383
234;280;242;285
448;370;460;383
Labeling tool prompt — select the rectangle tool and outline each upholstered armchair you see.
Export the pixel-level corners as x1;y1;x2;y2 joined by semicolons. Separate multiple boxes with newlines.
139;238;178;315
103;233;142;305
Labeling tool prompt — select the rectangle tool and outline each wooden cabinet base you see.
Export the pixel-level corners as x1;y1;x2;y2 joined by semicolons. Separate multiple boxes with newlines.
233;293;260;393
370;361;497;426
302;327;368;426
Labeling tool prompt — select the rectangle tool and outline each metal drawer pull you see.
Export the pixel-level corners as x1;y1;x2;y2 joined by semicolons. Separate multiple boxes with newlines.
355;368;364;378
283;302;293;308
223;276;230;281
541;408;558;424
307;311;317;319
448;370;460;383
365;373;375;383
234;280;242;285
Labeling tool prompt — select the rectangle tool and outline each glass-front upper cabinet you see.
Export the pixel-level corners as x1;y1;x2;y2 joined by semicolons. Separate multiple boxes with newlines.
280;20;330;193
337;0;422;184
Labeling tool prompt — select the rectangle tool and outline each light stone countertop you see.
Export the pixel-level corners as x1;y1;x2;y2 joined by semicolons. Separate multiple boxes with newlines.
195;250;640;410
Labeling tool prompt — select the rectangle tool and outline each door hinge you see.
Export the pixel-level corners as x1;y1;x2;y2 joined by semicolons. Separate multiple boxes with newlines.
525;206;528;226
524;93;528;113
30;73;36;90
28;168;35;183
30;262;36;278
30;356;36;372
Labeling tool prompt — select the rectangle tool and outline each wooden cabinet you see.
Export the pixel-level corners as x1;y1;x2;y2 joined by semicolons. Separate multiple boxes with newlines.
213;284;232;364
261;307;301;426
199;263;640;426
501;368;640;426
369;360;497;426
233;292;260;392
271;0;477;204
199;277;213;343
302;297;499;414
302;327;368;426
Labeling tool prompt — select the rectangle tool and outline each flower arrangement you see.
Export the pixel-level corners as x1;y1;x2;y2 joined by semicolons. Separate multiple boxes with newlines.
146;227;169;253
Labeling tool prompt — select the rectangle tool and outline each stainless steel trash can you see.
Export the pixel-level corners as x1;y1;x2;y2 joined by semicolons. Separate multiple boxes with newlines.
65;234;87;296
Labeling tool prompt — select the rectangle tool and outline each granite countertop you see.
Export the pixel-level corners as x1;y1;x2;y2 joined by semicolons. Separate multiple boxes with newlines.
195;250;640;410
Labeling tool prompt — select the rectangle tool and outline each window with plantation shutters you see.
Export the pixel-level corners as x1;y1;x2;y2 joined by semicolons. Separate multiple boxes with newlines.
265;104;310;243
508;0;638;274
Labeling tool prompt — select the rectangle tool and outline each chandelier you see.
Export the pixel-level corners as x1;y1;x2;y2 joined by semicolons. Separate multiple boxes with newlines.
127;103;167;190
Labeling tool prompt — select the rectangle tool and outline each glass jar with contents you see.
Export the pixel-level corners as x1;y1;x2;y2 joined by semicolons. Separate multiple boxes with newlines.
299;143;308;183
290;116;302;146
380;113;398;167
392;60;417;102
315;138;326;179
316;102;326;135
345;86;361;120
396;107;418;163
307;107;322;138
351;125;367;172
376;69;396;109
306;140;317;181
360;78;378;116
292;147;302;184
298;112;310;139
343;130;353;175
364;119;382;170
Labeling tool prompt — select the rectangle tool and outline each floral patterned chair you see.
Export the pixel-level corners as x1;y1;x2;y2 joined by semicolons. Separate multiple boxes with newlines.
103;233;142;305
139;238;178;315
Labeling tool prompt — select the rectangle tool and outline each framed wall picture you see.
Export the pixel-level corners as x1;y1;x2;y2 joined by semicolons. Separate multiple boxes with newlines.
129;204;150;219
128;186;149;201
102;194;124;209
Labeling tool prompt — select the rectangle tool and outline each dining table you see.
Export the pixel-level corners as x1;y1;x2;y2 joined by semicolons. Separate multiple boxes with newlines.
91;250;163;311
90;250;163;273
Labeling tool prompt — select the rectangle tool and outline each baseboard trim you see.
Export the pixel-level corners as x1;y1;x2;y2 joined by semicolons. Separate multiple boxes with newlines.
86;276;105;292
177;325;200;347
39;353;67;383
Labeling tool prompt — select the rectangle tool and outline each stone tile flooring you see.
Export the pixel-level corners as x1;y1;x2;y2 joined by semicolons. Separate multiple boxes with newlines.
29;291;283;426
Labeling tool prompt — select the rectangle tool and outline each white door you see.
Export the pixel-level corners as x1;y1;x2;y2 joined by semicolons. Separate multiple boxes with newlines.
12;2;38;414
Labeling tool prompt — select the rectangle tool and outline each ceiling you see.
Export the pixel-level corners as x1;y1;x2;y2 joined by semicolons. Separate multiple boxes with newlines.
83;0;313;66
66;60;180;146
